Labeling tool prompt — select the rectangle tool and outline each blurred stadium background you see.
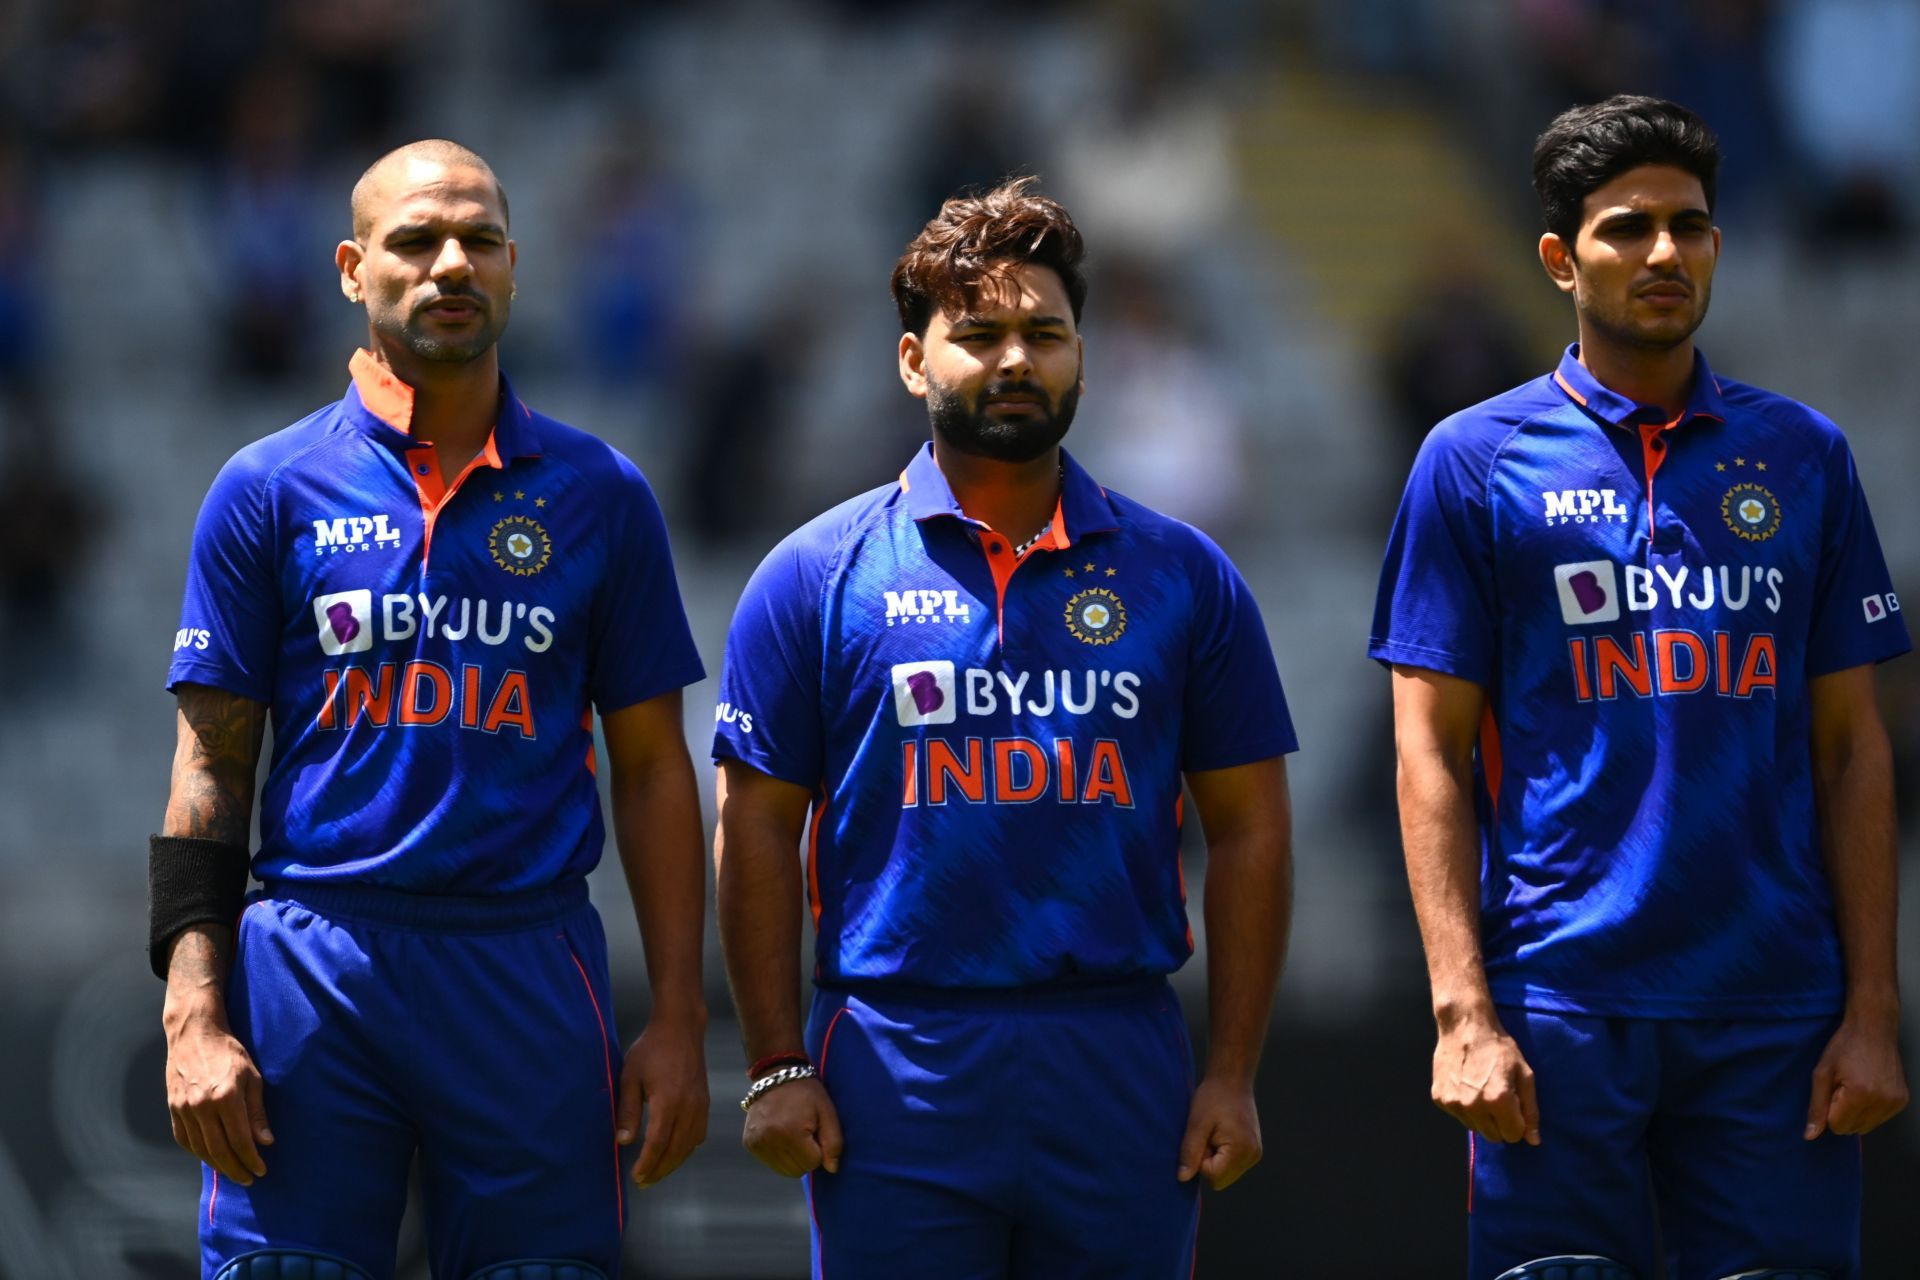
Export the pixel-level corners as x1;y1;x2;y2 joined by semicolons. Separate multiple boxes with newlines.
0;0;1915;1274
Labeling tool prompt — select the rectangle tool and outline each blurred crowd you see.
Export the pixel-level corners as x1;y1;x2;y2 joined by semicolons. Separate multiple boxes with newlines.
0;0;1909;817
0;0;1907;574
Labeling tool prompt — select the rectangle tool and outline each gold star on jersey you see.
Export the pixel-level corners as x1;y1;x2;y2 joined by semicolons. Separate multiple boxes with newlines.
1720;481;1781;542
1064;586;1127;645
489;513;552;575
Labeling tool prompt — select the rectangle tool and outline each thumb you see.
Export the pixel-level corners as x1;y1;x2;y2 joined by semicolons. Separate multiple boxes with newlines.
816;1098;845;1175
1519;1072;1542;1147
616;1057;644;1146
1176;1110;1210;1183
1805;1060;1835;1140
245;1071;273;1146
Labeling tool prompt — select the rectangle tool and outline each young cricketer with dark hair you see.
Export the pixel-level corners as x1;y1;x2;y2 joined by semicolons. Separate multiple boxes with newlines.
712;177;1297;1278
155;141;710;1280
1373;95;1908;1280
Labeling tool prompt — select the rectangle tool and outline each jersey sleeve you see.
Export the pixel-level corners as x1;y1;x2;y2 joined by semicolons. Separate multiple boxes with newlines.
1806;430;1911;676
588;459;706;712
168;451;281;702
1368;419;1500;683
1180;531;1297;771
712;532;826;787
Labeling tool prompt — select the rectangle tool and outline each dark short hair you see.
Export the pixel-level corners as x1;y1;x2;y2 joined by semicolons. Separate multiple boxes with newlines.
1532;96;1721;244
891;176;1087;335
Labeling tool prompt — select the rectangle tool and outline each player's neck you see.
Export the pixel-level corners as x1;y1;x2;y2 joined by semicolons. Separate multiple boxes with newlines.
1575;327;1695;420
931;439;1062;544
367;341;502;464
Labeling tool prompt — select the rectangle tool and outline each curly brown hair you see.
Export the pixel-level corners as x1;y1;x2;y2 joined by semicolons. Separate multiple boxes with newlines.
890;176;1088;335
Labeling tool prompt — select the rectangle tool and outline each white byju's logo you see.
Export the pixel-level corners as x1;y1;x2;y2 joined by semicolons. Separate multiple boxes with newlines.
1542;489;1630;525
312;514;401;554
314;590;374;655
1554;561;1621;625
891;660;956;726
883;589;971;627
1864;593;1901;623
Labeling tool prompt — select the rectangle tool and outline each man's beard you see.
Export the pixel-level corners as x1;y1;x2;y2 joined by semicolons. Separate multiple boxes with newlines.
384;291;510;364
1581;276;1712;353
927;373;1079;463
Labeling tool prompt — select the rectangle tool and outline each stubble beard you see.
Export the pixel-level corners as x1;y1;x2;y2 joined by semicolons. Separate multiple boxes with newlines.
378;295;511;365
1581;276;1712;354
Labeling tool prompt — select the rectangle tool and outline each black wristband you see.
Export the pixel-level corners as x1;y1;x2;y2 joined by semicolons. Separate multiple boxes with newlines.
148;834;251;980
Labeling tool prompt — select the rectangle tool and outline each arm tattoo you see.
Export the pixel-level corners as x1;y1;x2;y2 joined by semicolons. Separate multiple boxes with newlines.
164;925;233;996
164;685;267;846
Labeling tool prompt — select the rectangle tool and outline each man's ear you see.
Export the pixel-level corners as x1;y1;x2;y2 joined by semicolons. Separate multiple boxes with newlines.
1539;232;1577;296
337;240;366;303
899;332;928;399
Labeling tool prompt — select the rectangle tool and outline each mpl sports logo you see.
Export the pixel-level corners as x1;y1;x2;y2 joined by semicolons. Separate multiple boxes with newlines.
313;514;401;555
884;589;971;627
1542;488;1630;526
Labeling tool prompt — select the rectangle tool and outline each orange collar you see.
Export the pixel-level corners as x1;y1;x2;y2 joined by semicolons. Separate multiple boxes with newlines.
349;349;417;434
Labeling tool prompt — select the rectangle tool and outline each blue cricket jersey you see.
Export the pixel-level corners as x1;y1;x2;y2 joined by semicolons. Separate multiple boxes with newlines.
1371;345;1910;1018
713;444;1297;989
169;351;705;891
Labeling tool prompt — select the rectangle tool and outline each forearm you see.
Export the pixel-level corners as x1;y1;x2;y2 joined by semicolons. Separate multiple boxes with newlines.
162;924;235;1030
1398;751;1494;1027
611;756;710;1025
164;698;262;843
158;689;265;992
1201;825;1292;1085
1815;724;1901;1025
715;808;807;1062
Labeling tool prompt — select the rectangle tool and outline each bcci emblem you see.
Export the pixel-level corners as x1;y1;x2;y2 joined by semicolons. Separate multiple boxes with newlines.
488;515;551;576
1064;587;1127;645
1720;483;1781;542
